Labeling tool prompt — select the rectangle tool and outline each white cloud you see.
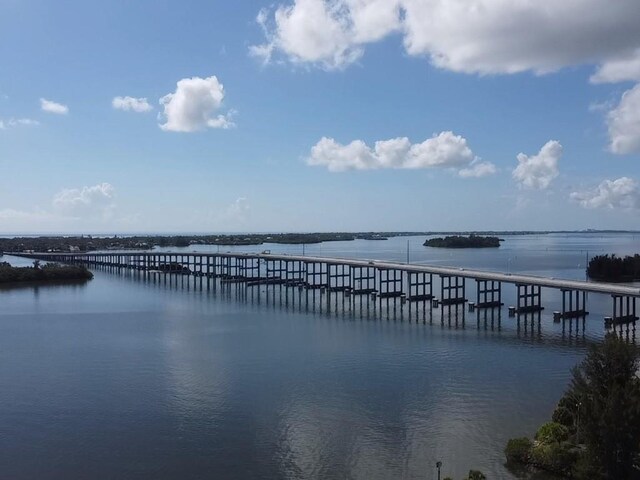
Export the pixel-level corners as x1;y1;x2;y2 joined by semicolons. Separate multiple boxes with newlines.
307;131;495;176
459;160;497;178
591;50;640;84
250;0;388;69
112;96;152;113
607;84;640;155
0;118;39;129
40;98;69;115
512;140;561;190
227;197;250;219
0;183;119;232
252;0;640;78
52;183;116;219
571;177;640;210
158;76;235;132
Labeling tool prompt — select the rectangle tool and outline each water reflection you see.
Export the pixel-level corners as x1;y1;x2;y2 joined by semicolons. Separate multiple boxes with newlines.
0;279;90;293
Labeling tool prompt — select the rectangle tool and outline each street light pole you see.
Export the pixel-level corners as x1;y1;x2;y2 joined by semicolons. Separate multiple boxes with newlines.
407;239;410;264
436;461;442;480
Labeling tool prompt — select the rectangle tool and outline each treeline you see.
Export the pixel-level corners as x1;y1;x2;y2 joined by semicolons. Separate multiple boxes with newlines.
0;233;404;253
505;335;640;479
0;262;94;284
424;235;501;248
587;254;640;282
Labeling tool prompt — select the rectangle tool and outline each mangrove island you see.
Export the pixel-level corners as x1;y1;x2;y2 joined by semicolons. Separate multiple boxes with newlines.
423;235;501;248
0;261;94;285
587;254;640;282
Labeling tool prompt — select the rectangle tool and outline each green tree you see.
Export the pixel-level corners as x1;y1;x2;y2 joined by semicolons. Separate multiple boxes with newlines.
567;334;640;478
534;422;570;444
504;437;533;464
465;471;486;480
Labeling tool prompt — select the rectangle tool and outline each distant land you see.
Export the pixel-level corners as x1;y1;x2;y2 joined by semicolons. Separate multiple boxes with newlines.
424;235;501;248
0;230;637;254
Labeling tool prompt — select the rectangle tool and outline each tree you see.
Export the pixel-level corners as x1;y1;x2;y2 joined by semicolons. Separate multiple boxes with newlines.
565;334;640;478
465;471;486;480
505;437;533;464
534;422;570;444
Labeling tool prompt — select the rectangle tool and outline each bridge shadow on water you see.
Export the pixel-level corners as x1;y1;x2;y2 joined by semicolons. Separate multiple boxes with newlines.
94;264;637;348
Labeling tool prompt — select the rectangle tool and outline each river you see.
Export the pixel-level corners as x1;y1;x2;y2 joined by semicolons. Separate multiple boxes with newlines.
0;233;638;479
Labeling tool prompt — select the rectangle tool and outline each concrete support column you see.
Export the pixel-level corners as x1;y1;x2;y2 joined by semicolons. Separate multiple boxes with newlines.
475;280;502;308
516;284;543;313
440;275;466;306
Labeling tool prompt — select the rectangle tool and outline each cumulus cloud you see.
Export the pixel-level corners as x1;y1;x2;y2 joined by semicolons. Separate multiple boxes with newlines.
112;96;152;113
227;197;250;219
251;0;640;77
458;160;498;178
571;177;640;210
0;183;120;232
251;0;401;69
512;140;561;189
607;84;640;155
158;76;235;132
0;118;39;129
40;98;69;114
591;50;640;84
52;183;116;219
307;131;496;176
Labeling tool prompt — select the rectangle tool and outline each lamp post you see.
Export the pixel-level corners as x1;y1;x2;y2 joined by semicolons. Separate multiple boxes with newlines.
406;239;410;264
436;461;442;480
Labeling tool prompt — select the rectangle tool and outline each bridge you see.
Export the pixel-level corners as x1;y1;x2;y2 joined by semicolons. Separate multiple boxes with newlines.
9;250;640;328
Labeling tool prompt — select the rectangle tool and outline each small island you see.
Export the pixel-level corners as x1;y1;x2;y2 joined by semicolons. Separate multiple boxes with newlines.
0;261;94;285
423;235;501;248
587;254;640;282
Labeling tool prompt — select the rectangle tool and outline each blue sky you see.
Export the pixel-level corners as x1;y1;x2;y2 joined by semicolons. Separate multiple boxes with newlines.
1;0;639;233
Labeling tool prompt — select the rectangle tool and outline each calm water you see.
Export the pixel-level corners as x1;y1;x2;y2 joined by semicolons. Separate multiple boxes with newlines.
1;233;639;479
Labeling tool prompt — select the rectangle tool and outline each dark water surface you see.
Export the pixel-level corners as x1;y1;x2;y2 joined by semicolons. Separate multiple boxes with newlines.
1;233;639;479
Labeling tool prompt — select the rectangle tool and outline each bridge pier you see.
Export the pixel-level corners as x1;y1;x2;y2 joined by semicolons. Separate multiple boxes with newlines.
516;284;543;314
561;289;589;319
305;261;328;289
351;266;376;295
606;295;638;329
265;259;286;283
328;263;350;292
475;279;502;309
408;272;433;301
378;268;403;299
239;257;261;283
440;275;466;305
213;256;224;278
221;256;240;281
285;260;305;286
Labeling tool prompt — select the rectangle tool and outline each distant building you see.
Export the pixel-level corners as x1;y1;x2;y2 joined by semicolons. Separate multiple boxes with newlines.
69;246;81;252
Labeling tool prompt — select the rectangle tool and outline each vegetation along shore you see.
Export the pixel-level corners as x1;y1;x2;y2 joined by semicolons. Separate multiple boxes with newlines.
505;335;640;479
0;261;93;285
